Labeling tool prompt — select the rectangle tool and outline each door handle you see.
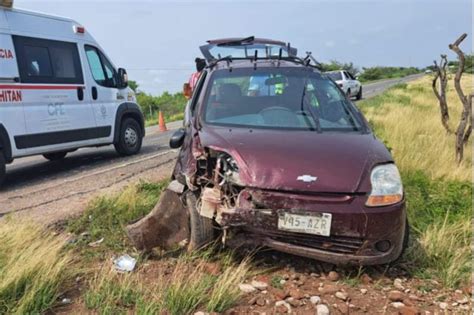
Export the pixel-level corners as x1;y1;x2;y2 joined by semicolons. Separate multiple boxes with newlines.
77;87;84;101
92;86;98;100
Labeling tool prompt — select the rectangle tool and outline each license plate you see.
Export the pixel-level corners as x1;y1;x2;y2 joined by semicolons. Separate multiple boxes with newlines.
278;212;332;236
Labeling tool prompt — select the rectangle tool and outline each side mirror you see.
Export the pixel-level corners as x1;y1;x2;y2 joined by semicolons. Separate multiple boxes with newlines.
169;128;186;149
183;83;192;100
118;68;128;89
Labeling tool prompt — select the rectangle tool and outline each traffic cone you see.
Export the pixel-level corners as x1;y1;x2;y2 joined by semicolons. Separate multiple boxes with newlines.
158;111;168;132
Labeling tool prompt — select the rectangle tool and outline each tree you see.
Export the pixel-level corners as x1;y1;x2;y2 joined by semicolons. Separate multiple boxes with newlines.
448;33;472;164
432;54;451;133
128;80;139;93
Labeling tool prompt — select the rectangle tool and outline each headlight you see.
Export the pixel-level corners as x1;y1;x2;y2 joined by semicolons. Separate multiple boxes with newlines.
366;164;403;207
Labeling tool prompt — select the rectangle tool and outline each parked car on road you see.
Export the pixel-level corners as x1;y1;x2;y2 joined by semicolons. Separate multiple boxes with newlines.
168;37;408;265
0;1;145;187
326;70;362;100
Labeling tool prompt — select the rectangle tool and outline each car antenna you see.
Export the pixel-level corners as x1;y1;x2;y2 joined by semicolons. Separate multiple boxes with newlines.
253;49;258;70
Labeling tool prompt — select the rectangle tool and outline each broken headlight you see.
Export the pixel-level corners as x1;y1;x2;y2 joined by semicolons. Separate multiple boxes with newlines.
218;153;240;185
366;164;403;207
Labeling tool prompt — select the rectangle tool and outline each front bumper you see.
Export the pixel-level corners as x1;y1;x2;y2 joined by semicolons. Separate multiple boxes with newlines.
220;188;407;265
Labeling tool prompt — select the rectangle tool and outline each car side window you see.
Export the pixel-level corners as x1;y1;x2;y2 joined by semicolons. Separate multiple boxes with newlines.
345;71;354;80
85;45;117;88
13;35;83;84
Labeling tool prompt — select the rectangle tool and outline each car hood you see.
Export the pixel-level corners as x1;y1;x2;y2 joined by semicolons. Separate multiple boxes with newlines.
199;126;393;193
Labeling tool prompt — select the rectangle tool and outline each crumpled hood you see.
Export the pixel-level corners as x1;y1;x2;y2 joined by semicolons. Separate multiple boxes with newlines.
199;126;393;193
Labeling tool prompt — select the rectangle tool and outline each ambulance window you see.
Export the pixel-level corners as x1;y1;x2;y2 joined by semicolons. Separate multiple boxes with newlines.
85;45;117;88
13;36;83;84
24;46;53;77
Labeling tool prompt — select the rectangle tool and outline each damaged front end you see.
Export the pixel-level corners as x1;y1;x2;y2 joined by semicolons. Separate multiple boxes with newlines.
183;146;406;266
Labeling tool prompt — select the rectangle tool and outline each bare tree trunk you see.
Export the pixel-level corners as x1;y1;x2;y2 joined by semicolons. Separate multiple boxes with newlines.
449;33;471;164
462;93;473;145
432;55;451;133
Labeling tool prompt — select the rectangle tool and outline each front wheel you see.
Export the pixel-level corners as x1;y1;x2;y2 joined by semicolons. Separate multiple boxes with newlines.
114;118;143;156
43;151;67;161
185;191;215;251
356;87;363;100
346;89;351;97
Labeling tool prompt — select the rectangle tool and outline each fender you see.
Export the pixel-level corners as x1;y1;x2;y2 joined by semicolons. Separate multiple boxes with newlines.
114;102;145;143
0;124;12;163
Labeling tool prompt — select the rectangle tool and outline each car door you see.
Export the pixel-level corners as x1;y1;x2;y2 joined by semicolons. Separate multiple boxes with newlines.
344;71;359;96
84;45;119;144
12;35;97;154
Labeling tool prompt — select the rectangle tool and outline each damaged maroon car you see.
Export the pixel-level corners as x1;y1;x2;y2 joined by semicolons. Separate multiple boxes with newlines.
169;37;408;265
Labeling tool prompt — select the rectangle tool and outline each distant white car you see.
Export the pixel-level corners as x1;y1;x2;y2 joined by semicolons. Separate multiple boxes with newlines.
326;70;362;100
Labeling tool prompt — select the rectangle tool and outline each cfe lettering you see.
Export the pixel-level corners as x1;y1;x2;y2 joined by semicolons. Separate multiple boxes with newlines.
0;49;14;59
0;90;22;102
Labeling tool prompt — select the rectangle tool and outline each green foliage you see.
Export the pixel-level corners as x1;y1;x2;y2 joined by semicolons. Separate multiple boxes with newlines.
128;80;139;93
68;180;168;255
358;66;420;82
136;89;186;122
447;54;474;74
402;170;471;233
320;60;359;75
270;275;284;289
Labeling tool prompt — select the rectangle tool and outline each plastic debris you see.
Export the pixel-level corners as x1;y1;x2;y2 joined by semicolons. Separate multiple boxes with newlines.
113;255;137;272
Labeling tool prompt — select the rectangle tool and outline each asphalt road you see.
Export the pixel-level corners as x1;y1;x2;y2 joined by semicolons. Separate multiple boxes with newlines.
0;74;423;222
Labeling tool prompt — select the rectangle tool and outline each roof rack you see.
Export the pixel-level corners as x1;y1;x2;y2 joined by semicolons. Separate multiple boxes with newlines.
207;54;323;71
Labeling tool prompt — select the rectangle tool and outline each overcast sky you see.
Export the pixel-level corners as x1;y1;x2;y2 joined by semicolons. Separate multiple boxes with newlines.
15;0;473;95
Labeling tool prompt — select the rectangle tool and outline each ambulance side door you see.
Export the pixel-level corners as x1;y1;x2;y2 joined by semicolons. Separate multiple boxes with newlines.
12;35;98;154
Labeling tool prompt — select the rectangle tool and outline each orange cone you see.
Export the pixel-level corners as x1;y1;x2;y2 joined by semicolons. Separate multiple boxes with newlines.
158;111;168;132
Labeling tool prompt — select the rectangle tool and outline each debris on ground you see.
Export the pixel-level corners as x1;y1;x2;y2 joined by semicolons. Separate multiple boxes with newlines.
88;237;104;247
113;254;137;272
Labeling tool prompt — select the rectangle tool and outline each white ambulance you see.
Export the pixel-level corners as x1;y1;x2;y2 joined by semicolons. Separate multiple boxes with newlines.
0;0;145;186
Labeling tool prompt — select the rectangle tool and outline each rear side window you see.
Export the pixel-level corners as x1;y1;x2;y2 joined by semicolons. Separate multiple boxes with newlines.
85;45;117;88
13;36;83;84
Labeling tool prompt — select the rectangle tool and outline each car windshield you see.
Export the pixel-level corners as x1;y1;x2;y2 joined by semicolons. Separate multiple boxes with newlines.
202;67;363;132
326;72;342;81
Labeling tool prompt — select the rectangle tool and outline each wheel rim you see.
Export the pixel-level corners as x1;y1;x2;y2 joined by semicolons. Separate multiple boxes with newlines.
124;127;138;147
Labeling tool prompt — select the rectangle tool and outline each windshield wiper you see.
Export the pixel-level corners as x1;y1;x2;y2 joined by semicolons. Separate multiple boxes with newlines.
300;80;321;132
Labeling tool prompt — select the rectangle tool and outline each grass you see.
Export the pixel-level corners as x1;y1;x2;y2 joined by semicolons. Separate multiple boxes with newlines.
359;75;472;181
145;112;184;127
0;219;75;314
359;75;473;288
68;180;168;256
67;180;250;314
83;251;250;315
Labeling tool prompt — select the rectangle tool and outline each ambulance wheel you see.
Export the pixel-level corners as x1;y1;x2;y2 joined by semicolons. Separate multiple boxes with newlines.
0;153;5;187
185;191;215;251
114;118;143;156
43;152;67;161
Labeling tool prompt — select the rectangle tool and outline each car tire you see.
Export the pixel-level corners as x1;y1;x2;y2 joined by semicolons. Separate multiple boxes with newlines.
43;151;67;161
185;191;215;251
356;87;363;100
114;118;143;156
346;89;351;97
391;218;410;264
0;153;5;187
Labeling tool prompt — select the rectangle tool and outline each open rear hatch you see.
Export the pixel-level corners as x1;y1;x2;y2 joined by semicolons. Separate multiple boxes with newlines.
200;36;298;62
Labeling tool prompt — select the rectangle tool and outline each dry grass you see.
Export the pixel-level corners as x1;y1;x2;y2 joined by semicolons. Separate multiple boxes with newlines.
0;219;75;314
360;74;473;182
84;251;251;315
